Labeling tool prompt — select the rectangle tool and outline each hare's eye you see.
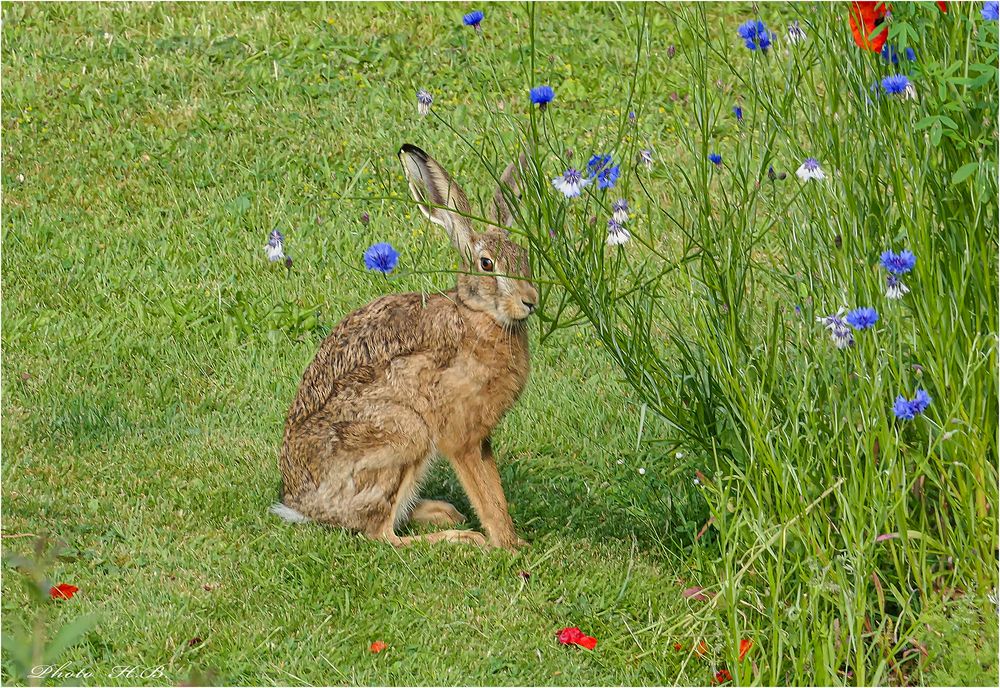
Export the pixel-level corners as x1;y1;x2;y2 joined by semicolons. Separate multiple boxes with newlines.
480;257;494;272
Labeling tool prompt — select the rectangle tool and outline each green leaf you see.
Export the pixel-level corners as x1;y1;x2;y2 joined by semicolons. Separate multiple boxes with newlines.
951;162;979;185
42;613;100;664
938;115;959;130
1;630;32;677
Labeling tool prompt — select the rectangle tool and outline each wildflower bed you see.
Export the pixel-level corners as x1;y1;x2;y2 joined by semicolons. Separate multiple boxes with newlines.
3;2;998;686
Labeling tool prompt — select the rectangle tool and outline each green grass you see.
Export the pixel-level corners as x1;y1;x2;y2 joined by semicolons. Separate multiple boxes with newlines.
2;2;996;686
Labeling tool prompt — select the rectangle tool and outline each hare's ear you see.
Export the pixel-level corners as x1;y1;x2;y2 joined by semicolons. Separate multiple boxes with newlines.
486;153;527;232
398;144;475;262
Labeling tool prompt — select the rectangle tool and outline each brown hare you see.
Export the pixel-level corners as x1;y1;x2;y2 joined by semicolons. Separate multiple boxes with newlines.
272;144;536;550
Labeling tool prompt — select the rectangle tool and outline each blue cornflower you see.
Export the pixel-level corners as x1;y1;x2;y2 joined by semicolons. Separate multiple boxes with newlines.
733;105;743;123
597;165;620;190
911;388;932;414
893;395;916;420
846;307;878;330
893;389;932;420
364;242;400;274
881;74;914;97
881;44;917;65
463;10;484;29
709;152;722;166
587;154;612;176
530;85;555;109
983;2;999;21
880;249;916;274
737;19;772;52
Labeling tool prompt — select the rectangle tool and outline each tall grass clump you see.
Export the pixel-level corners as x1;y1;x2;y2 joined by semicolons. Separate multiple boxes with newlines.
416;2;997;684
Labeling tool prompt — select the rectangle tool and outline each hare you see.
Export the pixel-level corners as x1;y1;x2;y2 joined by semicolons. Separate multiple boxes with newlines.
271;144;537;550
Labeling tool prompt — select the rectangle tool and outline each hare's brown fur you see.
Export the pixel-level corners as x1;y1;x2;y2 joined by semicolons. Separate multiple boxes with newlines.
275;144;536;550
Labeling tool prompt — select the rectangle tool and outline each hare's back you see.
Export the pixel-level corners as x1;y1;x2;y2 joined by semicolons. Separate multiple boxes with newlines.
286;292;463;425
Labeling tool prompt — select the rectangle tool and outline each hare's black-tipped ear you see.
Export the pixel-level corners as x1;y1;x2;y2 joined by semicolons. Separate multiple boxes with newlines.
487;153;528;233
398;144;475;264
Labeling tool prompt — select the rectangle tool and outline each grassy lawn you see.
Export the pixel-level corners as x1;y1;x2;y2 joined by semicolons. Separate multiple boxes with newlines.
2;2;996;686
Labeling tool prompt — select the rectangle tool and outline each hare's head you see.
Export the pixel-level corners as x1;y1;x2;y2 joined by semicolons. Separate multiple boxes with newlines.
399;144;538;327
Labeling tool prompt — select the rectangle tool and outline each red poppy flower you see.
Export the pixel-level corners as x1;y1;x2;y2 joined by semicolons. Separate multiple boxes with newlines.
715;669;733;684
739;638;753;662
369;640;387;653
49;583;78;600
936;1;947;12
673;642;684;651
557;626;598;650
695;640;709;658
849;1;889;52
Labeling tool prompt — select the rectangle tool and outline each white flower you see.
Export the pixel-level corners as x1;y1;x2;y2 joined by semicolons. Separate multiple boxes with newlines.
638;149;654;169
16;173;25;183
817;309;854;349
675;451;684;459
787;20;806;44
416;89;433;117
611;198;629;224
796;157;826;182
265;229;285;262
552;168;590;198
903;82;918;101
885;275;910;300
606;218;631;246
638;467;646;475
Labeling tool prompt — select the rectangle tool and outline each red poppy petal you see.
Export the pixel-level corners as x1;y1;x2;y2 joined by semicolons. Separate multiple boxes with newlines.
49;583;79;600
369;640;387;653
715;669;733;684
577;634;598;650
673;642;684;651
557;627;584;645
849;1;889;52
936;0;947;12
739;638;753;662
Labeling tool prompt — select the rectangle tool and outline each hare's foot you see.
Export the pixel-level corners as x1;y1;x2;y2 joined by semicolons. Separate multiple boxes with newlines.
408;499;466;527
384;529;487;547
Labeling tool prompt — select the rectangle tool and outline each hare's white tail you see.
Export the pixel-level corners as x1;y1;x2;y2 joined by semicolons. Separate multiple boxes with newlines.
270;502;311;523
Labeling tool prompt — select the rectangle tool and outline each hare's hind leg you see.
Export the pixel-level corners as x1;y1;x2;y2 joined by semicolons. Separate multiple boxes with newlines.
384;529;487;547
407;499;467;526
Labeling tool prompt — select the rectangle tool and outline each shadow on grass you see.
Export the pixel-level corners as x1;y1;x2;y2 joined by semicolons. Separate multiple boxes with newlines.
410;453;711;555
